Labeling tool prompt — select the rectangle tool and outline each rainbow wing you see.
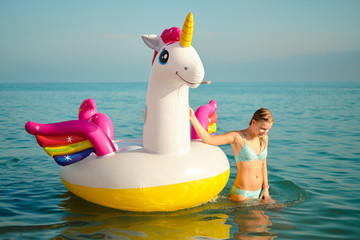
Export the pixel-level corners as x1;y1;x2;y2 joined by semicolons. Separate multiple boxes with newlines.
38;135;95;166
25;99;116;166
25;120;116;166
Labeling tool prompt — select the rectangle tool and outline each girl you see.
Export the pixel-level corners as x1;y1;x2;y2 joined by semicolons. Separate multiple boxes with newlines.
189;107;274;201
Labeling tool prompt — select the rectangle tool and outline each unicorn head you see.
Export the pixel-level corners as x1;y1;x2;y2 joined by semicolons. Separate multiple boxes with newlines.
142;12;205;89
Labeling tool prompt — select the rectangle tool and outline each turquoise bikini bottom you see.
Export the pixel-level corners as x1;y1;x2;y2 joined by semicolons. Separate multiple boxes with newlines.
229;185;262;199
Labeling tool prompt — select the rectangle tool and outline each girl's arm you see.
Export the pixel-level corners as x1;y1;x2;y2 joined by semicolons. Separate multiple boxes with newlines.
189;107;237;146
260;135;271;199
260;158;271;199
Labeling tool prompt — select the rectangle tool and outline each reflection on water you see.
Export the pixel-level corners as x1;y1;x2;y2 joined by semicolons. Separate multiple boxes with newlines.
233;210;276;240
55;192;231;239
53;185;304;240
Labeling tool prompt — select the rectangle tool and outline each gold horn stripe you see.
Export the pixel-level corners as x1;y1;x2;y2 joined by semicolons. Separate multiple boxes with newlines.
183;19;193;27
181;28;193;35
180;36;191;44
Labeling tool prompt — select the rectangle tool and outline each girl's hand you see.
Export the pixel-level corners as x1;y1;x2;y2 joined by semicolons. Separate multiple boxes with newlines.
260;188;271;200
189;107;195;119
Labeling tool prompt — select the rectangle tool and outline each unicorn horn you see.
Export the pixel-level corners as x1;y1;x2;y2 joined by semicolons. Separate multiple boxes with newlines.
180;12;193;48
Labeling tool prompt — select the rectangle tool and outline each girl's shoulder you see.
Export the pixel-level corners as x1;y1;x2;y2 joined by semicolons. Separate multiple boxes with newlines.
228;130;244;144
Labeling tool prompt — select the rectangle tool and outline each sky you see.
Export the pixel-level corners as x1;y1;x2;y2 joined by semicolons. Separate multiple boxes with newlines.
1;0;360;83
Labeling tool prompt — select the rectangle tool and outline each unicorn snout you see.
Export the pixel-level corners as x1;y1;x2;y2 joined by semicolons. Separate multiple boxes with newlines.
175;67;204;88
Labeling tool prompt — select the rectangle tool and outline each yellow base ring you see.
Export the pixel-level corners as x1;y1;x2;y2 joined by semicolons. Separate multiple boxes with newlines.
61;169;230;212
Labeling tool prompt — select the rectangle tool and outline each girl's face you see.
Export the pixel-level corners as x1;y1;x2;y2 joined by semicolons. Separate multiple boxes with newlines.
252;120;273;137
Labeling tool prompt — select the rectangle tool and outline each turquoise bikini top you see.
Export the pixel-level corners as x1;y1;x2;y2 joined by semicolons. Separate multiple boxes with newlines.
235;132;267;162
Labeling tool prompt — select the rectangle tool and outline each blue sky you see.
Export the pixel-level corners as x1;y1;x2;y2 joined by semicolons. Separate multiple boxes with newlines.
1;0;360;82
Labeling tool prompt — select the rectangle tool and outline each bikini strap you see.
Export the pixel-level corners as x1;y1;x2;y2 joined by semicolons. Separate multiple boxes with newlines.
240;131;246;141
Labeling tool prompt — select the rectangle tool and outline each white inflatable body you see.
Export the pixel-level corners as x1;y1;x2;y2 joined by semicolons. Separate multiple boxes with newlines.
60;139;229;211
28;13;230;212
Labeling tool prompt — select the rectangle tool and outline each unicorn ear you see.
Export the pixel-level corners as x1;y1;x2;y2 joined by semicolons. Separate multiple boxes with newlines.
142;34;164;52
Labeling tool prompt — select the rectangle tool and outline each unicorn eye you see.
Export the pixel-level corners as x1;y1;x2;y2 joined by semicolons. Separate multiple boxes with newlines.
159;49;169;65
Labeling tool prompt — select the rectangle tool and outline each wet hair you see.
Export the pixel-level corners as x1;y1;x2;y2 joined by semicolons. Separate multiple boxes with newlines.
249;108;274;125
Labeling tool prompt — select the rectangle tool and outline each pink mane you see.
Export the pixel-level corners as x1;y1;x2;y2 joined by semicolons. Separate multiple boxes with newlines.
161;27;181;43
152;27;181;64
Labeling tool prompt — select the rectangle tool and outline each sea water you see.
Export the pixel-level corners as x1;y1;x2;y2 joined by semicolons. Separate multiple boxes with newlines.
0;82;359;239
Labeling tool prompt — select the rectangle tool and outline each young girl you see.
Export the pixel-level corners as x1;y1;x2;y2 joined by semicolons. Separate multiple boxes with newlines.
189;107;274;201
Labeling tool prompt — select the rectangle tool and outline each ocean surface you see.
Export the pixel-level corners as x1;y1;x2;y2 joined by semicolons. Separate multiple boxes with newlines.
0;82;359;239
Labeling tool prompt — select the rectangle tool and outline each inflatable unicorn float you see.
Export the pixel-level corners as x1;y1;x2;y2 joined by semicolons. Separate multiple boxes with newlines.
25;13;230;212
